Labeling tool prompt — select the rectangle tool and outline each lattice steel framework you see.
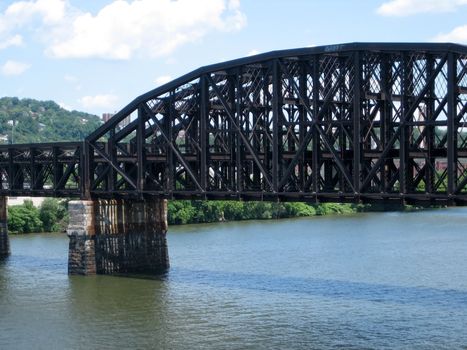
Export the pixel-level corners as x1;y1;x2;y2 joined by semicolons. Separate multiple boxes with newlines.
1;43;467;205
0;142;82;197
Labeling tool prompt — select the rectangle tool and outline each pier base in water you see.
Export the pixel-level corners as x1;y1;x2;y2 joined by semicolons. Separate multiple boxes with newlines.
67;200;97;274
67;198;169;275
0;197;10;259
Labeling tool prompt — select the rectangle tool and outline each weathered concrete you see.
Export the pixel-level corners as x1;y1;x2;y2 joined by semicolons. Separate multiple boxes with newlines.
67;198;169;275
67;200;96;275
0;197;9;259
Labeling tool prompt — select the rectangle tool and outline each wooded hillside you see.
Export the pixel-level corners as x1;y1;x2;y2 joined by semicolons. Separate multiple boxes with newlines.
0;97;102;144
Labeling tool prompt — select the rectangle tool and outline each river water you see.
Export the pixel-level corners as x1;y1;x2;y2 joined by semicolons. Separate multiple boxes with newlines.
1;208;467;349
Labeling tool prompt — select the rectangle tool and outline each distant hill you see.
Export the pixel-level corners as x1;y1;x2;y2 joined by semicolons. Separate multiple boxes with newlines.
0;97;103;144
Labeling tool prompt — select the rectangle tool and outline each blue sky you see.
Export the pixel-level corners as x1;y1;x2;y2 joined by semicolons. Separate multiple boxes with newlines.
0;0;466;116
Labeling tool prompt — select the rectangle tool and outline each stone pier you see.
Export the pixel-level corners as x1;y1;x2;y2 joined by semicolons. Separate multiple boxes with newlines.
67;198;169;275
0;197;10;259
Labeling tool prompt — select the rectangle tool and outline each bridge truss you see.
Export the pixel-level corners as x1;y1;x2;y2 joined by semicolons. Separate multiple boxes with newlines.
0;142;82;197
1;43;467;205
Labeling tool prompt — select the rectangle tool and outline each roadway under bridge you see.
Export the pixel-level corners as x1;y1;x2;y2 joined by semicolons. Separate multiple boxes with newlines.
0;42;466;274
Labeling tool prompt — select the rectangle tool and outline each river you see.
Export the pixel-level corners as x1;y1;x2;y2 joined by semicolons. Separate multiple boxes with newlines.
1;208;467;349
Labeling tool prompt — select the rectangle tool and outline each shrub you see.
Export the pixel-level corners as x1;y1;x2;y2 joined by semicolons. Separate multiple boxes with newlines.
39;198;68;232
8;200;43;233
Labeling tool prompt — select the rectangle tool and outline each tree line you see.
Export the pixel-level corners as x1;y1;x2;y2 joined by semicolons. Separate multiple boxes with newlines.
8;199;367;234
167;200;363;225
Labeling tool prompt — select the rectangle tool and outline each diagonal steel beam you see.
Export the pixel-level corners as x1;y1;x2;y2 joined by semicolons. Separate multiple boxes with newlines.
91;164;110;190
360;53;448;191
206;74;274;190
277;56;356;191
88;142;137;189
56;162;79;189
142;103;204;192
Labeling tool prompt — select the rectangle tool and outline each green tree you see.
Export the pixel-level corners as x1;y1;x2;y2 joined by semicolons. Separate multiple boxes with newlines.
0;97;102;144
283;202;316;217
165;200;364;225
192;201;224;223
39;198;68;232
167;200;196;225
222;201;244;221
314;203;356;215
8;200;43;233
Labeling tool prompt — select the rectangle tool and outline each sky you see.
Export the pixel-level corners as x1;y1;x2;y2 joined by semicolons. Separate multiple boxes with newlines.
0;0;466;117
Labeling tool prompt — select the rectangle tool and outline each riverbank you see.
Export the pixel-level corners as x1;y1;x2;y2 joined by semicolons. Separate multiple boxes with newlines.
167;200;365;225
168;200;434;225
7;198;428;234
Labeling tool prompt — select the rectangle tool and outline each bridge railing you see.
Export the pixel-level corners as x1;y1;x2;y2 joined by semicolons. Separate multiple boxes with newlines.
84;43;467;204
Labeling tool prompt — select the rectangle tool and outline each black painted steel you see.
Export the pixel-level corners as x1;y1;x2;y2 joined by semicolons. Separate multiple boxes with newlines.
0;142;82;197
2;43;467;205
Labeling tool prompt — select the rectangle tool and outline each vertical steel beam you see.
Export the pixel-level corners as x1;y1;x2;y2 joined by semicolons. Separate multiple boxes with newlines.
353;51;362;193
272;59;281;192
137;106;145;194
53;146;64;192
380;55;392;192
200;75;209;191
8;148;18;190
299;61;308;191
166;98;174;192
338;57;346;193
312;55;320;193
260;75;269;191
228;74;237;191
235;71;243;193
30;147;35;190
447;52;458;196
108;128;116;192
323;57;333;191
399;53;410;194
83;140;93;199
425;55;435;194
53;146;59;190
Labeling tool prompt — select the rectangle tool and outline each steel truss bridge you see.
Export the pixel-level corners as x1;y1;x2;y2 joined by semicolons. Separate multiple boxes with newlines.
1;43;467;205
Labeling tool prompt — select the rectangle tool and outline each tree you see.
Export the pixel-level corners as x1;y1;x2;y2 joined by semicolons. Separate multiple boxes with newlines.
39;198;68;232
167;200;196;225
0;97;102;144
283;202;316;217
8;200;43;233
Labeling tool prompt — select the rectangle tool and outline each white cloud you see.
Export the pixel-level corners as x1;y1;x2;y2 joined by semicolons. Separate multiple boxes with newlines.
433;25;467;43
377;0;467;16
46;0;246;60
79;94;119;110
2;0;66;25
1;60;31;76
0;0;66;37
0;35;23;50
155;75;172;86
0;0;246;60
0;0;66;52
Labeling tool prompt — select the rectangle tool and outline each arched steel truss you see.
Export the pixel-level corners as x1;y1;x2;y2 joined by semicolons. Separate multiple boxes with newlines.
1;43;467;205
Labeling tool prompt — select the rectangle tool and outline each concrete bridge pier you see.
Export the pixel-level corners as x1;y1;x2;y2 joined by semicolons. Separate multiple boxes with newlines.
0;197;10;259
67;198;169;275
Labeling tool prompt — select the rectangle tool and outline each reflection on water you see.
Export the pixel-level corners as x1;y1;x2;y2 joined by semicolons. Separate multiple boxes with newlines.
1;209;467;349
